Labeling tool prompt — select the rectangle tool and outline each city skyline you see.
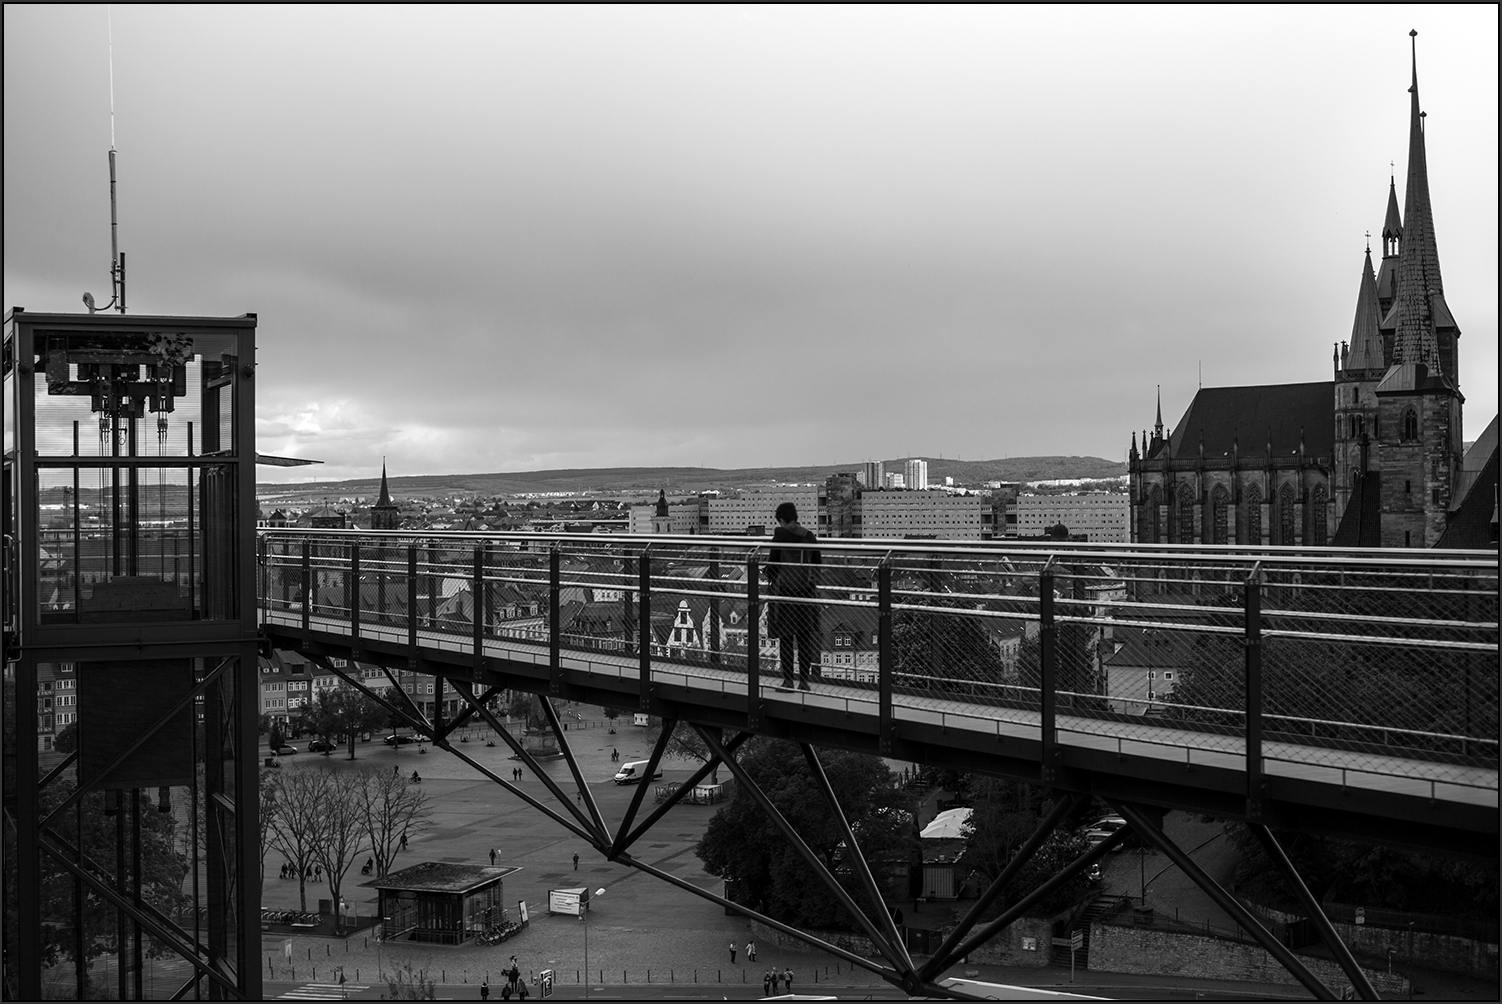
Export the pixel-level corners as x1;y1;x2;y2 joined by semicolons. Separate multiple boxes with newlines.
5;6;1497;484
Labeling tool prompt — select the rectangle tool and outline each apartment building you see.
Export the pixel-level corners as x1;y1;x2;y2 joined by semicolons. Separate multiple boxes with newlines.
1014;492;1130;542
855;490;987;540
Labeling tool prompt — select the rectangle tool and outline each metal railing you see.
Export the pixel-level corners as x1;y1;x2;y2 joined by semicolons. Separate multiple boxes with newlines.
256;530;1499;804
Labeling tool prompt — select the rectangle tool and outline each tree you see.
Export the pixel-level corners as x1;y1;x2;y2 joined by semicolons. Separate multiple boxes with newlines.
384;962;437;1000
961;776;1088;917
892;596;1005;699
54;720;79;754
267;767;327;911
260;768;280;886
356;767;432;878
601;706;620;721
696;739;916;929
299;688;387;759
309;769;366;933
664;721;720;783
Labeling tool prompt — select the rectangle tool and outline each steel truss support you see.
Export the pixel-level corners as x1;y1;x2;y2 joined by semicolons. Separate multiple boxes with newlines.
1108;800;1343;1001
696;728;966;999
917;792;1087;983
320;658;988;998
1247;824;1381;1001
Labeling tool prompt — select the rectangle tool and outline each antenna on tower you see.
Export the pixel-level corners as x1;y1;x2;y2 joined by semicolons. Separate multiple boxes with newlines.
84;5;126;314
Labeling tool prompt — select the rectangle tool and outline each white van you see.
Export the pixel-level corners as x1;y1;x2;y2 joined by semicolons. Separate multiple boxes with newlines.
612;760;663;785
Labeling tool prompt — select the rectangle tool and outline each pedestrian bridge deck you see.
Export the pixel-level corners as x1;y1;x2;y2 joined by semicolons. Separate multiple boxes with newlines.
257;532;1499;855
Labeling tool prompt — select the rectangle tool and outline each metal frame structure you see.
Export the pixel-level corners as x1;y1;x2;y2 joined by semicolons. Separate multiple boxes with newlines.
3;309;262;1001
262;528;1497;1001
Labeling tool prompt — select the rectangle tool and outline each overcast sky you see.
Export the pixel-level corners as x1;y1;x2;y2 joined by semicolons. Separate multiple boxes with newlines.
5;5;1497;484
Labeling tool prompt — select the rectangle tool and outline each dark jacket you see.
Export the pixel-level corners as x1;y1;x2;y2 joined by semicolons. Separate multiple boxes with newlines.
767;522;821;597
767;522;820;642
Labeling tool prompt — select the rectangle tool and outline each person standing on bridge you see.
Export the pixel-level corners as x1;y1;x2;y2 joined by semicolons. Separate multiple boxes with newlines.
767;502;821;691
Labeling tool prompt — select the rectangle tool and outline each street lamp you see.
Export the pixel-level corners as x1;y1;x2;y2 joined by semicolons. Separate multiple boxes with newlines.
583;887;605;1000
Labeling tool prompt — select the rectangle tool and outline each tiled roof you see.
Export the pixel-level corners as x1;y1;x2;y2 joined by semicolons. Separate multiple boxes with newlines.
1163;382;1333;461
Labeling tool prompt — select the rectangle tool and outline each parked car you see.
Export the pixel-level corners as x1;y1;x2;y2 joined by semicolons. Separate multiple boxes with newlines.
272;745;298;756
384;733;419;746
307;739;336;753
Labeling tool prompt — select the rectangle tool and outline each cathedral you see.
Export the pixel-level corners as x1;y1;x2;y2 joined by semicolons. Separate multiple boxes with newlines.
1129;33;1496;550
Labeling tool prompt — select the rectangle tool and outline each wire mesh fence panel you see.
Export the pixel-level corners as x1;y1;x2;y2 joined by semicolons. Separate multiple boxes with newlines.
1258;558;1499;788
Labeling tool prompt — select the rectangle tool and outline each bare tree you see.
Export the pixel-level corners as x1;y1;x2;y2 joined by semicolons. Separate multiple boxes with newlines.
267;767;326;911
356;767;431;878
310;769;367;934
259;768;280;886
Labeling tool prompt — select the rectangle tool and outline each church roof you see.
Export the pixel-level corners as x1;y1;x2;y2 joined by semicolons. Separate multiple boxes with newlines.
1435;444;1498;550
1346;250;1384;370
1165;382;1333;461
1454;415;1499;509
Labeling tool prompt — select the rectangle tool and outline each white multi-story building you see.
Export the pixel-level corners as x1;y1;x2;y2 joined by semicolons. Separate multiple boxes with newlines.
904;459;929;491
705;489;822;536
855;490;987;540
1013;492;1130;542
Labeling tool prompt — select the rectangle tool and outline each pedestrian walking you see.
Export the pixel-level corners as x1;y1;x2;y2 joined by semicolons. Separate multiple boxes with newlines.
394;765;399;776
572;853;579;871
489;848;497;867
400;831;408;850
746;939;756;962
729;940;737;964
480;977;489;1000
768;968;780;994
766;502;821;690
763;969;773;995
783;966;793;991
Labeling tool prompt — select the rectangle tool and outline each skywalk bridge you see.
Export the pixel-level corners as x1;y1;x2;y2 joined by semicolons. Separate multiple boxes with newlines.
258;529;1497;1000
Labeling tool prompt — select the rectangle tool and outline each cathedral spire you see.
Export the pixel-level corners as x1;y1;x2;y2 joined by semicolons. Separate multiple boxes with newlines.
1346;247;1384;370
1154;386;1163;437
1391;29;1452;374
376;461;393;509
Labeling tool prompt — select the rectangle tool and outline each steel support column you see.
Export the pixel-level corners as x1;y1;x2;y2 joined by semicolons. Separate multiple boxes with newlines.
877;558;893;755
1245;562;1265;821
746;551;761;730
1039;556;1058;785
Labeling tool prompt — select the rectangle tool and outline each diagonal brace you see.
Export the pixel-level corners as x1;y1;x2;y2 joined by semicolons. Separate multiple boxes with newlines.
1109;801;1338;1001
609;719;678;858
435;737;599;844
800;743;917;978
948;825;1131;965
38;836;240;997
616;732;750;856
698;726;905;972
435;683;498;741
1248;823;1380;1001
541;696;611;843
452;682;600;837
919;791;1086;982
41;657;234;833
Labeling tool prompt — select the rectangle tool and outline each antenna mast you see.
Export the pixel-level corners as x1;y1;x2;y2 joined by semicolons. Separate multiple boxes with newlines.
108;4;125;313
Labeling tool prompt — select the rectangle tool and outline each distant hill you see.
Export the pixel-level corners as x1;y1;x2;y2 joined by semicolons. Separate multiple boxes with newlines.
258;456;1125;501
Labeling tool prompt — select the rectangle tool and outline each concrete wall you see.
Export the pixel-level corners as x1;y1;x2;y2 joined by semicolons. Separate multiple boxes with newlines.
1089;920;1409;996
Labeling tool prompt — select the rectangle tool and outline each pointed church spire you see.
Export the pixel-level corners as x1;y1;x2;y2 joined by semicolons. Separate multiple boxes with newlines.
1381;174;1402;257
1346;247;1384;370
1154;386;1163;436
376;461;393;508
1391;29;1452;374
